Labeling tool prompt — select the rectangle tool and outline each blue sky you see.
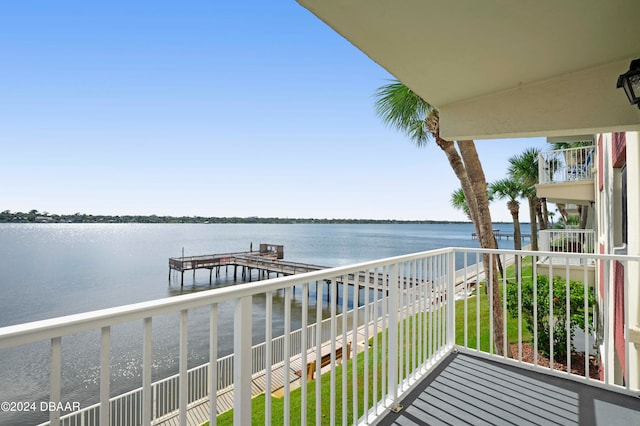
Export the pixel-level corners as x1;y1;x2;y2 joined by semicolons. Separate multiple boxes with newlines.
0;1;549;222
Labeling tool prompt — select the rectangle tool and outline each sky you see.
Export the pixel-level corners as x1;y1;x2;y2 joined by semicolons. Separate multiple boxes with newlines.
0;1;550;222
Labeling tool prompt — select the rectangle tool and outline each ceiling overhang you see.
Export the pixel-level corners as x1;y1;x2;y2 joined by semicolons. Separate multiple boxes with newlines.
297;0;640;140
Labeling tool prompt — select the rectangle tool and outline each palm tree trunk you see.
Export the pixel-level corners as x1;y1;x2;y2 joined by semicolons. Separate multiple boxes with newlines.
511;210;522;251
579;205;589;229
557;203;569;226
436;139;502;281
535;196;547;231
457;142;496;248
434;139;480;227
528;198;538;251
457;141;513;358
540;198;549;229
509;202;522;282
427;118;511;358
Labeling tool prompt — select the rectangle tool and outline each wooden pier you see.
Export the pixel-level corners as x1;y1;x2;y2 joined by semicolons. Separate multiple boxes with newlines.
169;243;434;294
471;230;532;241
169;244;326;286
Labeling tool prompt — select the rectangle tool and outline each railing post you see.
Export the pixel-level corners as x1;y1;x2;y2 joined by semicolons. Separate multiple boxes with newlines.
447;251;456;349
388;263;400;411
50;337;62;426
539;230;550;252
142;318;152;426
234;295;252;425
538;151;546;184
179;310;188;426
209;304;218;426
100;327;111;426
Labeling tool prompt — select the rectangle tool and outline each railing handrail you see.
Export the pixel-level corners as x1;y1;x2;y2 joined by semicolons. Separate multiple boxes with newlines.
0;247;454;349
538;229;596;253
453;246;636;261
2;247;637;350
539;228;595;234
3;247;637;349
169;252;248;262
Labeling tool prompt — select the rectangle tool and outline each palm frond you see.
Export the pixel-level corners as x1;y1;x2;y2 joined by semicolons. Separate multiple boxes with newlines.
374;80;434;146
450;188;471;219
508;147;540;186
490;178;524;202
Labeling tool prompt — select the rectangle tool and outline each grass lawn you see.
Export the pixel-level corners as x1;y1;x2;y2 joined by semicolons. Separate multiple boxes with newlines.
208;275;529;425
456;255;533;351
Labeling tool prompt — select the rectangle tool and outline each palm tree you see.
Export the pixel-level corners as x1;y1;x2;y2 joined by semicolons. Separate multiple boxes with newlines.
508;147;544;251
490;178;524;281
490;178;523;251
452;187;504;280
450;188;471;220
375;80;512;357
451;186;498;238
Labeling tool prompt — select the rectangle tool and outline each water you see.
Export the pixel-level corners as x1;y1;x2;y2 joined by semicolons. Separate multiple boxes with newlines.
0;223;515;424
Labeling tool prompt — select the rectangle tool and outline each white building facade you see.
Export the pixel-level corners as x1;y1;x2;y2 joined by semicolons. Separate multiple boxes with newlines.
595;132;640;388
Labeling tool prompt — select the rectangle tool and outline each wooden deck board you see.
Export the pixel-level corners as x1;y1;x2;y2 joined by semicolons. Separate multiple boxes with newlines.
378;352;640;426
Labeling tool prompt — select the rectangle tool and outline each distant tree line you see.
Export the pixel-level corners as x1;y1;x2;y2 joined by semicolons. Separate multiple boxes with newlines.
0;209;472;225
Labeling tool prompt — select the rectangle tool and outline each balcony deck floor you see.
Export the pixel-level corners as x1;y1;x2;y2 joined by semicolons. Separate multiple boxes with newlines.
379;352;640;426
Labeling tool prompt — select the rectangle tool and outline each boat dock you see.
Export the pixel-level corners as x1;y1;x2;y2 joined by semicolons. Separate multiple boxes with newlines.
169;244;326;286
169;244;437;293
471;229;531;240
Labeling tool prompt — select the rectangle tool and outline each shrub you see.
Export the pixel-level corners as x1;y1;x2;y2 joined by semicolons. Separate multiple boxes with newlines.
506;275;596;361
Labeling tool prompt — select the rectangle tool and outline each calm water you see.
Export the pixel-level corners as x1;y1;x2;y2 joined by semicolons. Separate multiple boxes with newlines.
0;223;515;424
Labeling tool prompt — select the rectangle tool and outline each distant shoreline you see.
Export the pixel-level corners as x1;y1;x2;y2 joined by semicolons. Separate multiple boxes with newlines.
0;211;520;225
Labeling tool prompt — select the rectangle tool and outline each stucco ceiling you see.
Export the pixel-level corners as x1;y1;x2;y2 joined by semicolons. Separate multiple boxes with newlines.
298;0;640;139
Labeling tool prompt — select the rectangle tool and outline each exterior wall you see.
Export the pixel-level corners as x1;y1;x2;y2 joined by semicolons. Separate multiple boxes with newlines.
595;131;640;388
625;133;640;389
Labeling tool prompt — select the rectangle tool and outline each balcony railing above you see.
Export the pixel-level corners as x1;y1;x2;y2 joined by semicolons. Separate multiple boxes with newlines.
538;145;595;185
539;228;595;254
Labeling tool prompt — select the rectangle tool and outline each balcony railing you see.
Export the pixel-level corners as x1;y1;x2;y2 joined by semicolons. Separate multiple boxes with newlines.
0;247;637;425
538;145;595;184
539;229;595;254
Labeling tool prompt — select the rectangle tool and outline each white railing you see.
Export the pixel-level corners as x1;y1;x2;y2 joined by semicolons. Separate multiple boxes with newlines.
1;247;638;425
538;145;595;184
32;300;370;426
539;228;595;254
454;248;638;397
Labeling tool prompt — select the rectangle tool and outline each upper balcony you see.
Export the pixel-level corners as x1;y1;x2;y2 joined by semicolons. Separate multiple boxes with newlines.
538;228;596;283
536;146;596;205
1;247;638;425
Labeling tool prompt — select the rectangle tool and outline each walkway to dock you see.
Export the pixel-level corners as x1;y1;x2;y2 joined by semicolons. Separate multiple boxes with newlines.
155;319;376;426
